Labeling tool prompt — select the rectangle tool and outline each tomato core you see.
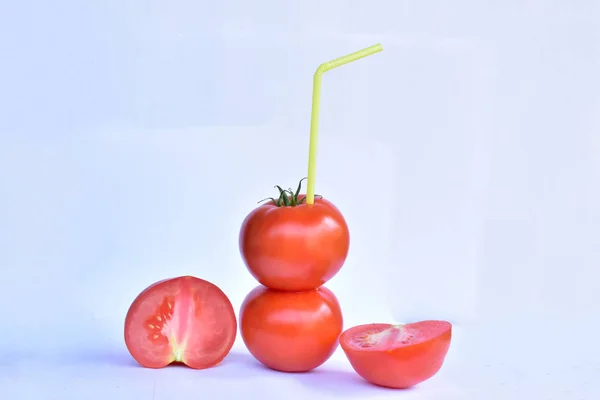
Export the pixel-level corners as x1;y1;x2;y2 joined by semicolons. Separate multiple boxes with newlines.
348;324;418;349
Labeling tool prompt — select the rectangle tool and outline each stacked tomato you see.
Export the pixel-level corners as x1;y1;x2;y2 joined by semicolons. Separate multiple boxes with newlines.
123;179;452;389
238;179;349;372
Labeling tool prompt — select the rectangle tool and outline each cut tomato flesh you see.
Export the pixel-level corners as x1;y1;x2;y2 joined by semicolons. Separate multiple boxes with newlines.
339;320;452;389
344;321;450;351
124;276;237;369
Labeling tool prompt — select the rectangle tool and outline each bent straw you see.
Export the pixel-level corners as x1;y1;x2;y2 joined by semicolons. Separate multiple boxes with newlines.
305;43;383;205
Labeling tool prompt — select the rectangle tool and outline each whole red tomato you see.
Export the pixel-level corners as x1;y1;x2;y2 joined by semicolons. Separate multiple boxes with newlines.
339;320;452;388
239;179;350;291
239;285;343;372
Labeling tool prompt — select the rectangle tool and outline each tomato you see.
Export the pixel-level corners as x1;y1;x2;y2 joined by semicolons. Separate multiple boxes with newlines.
239;285;343;372
124;276;237;369
239;178;350;291
339;320;452;388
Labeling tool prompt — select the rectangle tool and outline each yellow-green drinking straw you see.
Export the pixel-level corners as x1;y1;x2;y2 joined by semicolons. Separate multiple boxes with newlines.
305;43;383;205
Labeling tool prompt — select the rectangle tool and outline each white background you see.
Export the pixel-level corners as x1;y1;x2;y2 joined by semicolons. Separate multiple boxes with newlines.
1;1;599;399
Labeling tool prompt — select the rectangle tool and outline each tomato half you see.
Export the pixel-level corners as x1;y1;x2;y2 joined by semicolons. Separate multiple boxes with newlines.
124;276;237;369
339;321;452;388
239;285;343;372
239;179;350;291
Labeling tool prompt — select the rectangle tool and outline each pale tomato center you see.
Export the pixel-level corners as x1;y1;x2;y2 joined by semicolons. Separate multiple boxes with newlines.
350;324;416;350
143;291;195;362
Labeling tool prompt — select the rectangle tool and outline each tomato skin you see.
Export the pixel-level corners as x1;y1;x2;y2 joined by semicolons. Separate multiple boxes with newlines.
239;195;350;291
239;285;343;372
339;321;452;389
124;276;237;369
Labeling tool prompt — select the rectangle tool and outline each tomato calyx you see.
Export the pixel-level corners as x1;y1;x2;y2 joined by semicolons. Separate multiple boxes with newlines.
257;177;322;207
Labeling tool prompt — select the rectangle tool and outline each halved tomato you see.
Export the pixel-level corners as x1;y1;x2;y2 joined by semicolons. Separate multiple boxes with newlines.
339;320;452;389
124;276;237;369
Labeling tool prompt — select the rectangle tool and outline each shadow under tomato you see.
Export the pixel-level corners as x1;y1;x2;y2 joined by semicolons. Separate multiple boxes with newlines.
289;368;418;397
60;348;142;368
198;349;272;379
62;347;265;375
217;351;418;396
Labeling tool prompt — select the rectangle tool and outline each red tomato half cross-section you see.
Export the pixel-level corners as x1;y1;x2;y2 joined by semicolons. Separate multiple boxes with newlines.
339;320;452;389
124;276;237;369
